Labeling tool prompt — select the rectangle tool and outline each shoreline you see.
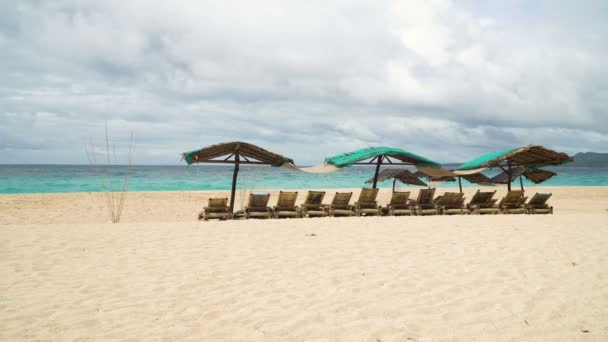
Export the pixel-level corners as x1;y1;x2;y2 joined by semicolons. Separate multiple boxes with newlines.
1;183;608;196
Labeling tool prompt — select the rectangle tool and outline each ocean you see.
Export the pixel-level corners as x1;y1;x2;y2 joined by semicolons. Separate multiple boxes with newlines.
0;164;607;194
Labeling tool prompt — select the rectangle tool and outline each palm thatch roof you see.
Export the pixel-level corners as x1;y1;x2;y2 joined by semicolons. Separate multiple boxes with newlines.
365;169;428;187
183;141;294;166
492;166;557;184
461;172;494;185
414;170;494;186
325;146;441;168
491;167;526;184
455;145;573;171
524;169;557;184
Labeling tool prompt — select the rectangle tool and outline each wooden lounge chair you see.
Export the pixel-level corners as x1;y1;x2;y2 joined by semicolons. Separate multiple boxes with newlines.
328;192;355;217
439;192;467;215
355;188;381;216
467;190;499;215
499;190;528;214
198;197;231;220
273;191;300;218
244;193;273;219
384;191;413;216
526;193;553;214
412;188;437;215
301;191;328;217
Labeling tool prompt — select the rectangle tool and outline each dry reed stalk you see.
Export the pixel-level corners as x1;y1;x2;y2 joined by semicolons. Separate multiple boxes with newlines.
85;123;134;223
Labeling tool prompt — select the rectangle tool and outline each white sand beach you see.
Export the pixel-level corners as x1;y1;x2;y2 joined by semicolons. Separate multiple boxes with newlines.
1;186;608;341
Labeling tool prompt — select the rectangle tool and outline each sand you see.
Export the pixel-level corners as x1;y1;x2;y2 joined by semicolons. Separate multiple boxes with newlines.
1;186;607;341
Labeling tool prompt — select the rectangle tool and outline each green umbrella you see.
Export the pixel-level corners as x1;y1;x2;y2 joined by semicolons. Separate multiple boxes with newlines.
325;146;443;188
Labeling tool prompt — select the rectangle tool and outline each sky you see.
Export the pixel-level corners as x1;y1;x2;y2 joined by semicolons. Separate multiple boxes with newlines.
1;0;607;165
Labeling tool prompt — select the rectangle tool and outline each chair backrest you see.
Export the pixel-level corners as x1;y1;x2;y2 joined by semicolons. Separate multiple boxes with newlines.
437;192;464;207
469;190;497;206
304;191;325;206
417;188;436;206
357;188;379;204
357;188;379;209
276;191;298;208
389;191;410;206
208;197;228;208
499;190;525;207
248;193;270;208
528;193;552;206
332;192;353;207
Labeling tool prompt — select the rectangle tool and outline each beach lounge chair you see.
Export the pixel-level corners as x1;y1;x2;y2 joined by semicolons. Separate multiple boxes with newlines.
198;197;231;220
328;192;355;217
355;188;381;216
412;188;437;215
526;193;553;214
301;191;328;217
384;191;413;216
273;191;300;218
499;190;528;214
439;192;467;215
467;190;499;215
244;193;273;219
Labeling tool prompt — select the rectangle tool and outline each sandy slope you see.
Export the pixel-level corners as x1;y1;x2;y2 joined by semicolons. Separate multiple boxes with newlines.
1;187;607;341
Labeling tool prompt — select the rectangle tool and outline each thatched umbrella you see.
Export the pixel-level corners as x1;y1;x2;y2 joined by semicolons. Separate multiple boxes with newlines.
365;169;428;191
324;146;443;189
491;166;557;191
413;171;494;193
454;145;573;191
524;168;556;183
182;142;294;213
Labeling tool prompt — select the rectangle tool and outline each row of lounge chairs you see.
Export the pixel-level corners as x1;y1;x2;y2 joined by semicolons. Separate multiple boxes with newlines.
199;189;553;220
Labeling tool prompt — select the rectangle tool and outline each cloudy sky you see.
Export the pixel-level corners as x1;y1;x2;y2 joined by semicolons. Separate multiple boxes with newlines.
1;0;607;165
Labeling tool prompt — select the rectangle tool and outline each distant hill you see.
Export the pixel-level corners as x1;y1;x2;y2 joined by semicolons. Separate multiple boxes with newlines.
571;152;608;167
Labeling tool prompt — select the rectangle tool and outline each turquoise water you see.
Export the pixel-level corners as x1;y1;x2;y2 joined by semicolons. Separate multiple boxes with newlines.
0;164;607;194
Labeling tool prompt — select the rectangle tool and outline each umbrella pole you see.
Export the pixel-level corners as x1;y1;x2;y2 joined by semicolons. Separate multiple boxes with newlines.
371;155;383;189
507;160;512;192
458;176;463;194
229;153;240;214
392;178;396;192
519;176;524;191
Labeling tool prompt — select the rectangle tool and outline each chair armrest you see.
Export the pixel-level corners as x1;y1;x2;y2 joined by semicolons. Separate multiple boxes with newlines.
388;204;409;210
355;202;380;209
273;206;300;211
302;204;325;211
330;204;354;210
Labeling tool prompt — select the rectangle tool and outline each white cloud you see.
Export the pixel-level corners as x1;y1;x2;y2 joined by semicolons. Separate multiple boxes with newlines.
0;0;607;165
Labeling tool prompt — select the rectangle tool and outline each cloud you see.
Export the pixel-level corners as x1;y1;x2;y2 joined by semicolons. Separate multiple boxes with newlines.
1;0;607;165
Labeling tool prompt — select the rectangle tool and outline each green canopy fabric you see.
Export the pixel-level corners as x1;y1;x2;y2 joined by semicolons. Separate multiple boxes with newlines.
455;147;518;171
325;146;441;168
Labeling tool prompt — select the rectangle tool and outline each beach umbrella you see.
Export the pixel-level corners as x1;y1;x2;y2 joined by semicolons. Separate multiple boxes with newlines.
365;169;428;191
524;168;557;184
323;146;444;189
490;166;557;191
413;171;494;193
182;141;295;213
490;166;526;191
454;145;573;192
